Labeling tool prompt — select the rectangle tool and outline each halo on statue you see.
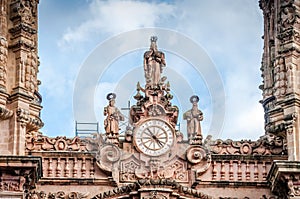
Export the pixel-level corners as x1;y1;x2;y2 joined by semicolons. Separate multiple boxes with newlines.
106;93;116;101
190;95;199;103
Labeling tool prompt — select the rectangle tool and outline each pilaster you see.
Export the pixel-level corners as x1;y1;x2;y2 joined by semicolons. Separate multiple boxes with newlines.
260;0;300;161
0;0;43;156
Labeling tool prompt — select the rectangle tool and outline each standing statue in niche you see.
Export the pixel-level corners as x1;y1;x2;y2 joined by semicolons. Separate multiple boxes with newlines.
104;93;124;144
143;36;166;88
183;95;203;144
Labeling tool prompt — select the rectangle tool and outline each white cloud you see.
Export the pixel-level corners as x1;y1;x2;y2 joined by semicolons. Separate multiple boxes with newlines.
40;0;266;141
168;0;264;140
58;0;175;48
39;63;70;99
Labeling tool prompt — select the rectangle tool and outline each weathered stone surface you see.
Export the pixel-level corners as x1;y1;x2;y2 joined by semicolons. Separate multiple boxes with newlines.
1;0;300;199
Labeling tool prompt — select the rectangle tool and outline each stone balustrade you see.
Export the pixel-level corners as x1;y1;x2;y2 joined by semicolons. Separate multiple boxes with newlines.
41;156;95;178
199;155;287;183
210;159;269;182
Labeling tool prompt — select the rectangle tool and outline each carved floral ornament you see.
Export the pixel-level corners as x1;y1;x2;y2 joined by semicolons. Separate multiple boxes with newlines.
0;37;8;88
204;133;287;155
10;0;37;24
25;191;89;199
26;134;88;152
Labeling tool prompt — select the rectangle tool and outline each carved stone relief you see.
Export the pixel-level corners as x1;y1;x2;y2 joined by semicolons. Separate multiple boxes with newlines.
134;158;189;182
0;176;25;192
120;156;141;181
204;133;287;155
280;6;297;30
186;146;211;175
288;177;300;197
143;191;167;199
96;144;120;172
25;191;89;199
10;0;37;26
92;179;211;199
17;108;43;131
273;57;286;97
26;135;87;152
24;51;39;95
0;37;7;89
0;106;13;120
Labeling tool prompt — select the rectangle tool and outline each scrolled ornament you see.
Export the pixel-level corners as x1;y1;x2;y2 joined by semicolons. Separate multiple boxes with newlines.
96;144;120;172
186;146;206;164
186;146;211;175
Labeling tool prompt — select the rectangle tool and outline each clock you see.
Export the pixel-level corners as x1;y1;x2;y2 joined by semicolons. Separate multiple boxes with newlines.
134;118;175;156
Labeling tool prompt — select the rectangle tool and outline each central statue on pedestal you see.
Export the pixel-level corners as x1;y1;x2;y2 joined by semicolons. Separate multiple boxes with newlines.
143;36;166;88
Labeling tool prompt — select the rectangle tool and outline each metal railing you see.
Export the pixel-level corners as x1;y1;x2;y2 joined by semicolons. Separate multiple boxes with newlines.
75;121;99;137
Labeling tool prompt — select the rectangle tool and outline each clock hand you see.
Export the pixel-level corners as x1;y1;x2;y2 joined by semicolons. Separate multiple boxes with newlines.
157;140;164;148
146;128;155;137
145;128;165;149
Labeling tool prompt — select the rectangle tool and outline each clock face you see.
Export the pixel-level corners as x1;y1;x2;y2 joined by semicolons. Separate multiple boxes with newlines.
134;119;175;156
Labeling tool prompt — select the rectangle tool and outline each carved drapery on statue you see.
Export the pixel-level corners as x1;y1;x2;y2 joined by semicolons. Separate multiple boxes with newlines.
130;36;178;128
143;36;166;89
183;95;203;144
104;93;124;145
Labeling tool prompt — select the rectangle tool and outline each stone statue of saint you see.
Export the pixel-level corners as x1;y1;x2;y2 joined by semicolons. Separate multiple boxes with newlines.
183;95;203;141
143;36;166;88
104;93;124;142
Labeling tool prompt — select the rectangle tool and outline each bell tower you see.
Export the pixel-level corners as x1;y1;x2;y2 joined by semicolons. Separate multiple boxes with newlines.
0;0;43;155
260;0;300;161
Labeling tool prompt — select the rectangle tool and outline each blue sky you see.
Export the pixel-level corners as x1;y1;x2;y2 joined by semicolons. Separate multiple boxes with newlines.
38;0;264;140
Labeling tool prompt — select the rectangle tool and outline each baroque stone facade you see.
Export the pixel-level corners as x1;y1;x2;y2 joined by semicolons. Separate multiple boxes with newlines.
0;0;43;156
0;0;300;199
